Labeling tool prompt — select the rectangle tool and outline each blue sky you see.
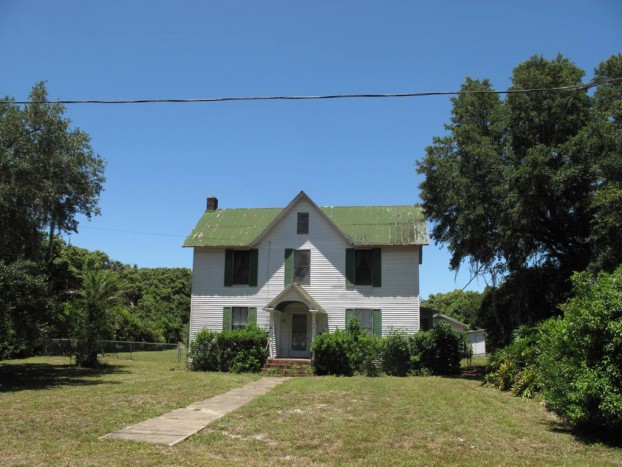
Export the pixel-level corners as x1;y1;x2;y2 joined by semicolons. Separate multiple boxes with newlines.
1;1;620;298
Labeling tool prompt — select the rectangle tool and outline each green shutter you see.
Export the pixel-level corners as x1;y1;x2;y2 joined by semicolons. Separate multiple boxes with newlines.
247;307;257;325
372;309;382;337
284;248;294;285
249;249;258;287
224;249;234;287
223;307;232;331
345;248;355;289
419;245;423;265
345;308;354;328
372;248;382;287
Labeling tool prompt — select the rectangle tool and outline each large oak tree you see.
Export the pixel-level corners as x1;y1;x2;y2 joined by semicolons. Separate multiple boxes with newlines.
417;54;622;347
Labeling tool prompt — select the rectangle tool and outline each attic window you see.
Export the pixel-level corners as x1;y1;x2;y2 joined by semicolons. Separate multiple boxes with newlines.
297;212;309;234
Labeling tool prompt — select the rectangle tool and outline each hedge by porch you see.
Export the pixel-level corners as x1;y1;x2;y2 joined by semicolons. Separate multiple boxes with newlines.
189;324;268;373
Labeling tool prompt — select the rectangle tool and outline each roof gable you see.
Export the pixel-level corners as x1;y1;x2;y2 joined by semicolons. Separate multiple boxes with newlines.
183;192;429;247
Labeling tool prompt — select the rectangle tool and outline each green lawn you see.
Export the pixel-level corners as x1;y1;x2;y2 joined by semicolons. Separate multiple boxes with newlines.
1;354;620;466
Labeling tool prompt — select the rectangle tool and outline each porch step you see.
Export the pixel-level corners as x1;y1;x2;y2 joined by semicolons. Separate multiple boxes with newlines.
263;358;313;377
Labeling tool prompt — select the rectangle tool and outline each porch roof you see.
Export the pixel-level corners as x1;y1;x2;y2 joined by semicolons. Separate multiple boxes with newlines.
263;283;326;314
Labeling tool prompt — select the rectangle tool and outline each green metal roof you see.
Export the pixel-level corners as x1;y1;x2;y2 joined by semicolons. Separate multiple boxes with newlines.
184;208;282;247
183;200;429;248
322;206;429;246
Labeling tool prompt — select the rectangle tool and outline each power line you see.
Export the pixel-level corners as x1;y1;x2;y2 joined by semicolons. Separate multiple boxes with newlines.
6;78;621;105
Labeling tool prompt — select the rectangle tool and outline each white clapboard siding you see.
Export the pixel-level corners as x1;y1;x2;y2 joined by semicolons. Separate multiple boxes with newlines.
189;198;422;341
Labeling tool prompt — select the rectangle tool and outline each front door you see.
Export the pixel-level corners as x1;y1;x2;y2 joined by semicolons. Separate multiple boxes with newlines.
290;313;309;358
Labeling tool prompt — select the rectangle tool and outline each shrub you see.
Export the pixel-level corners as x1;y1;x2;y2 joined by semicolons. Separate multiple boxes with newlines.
356;333;383;377
311;329;353;376
538;267;622;436
189;324;268;373
484;325;541;397
311;317;383;377
410;323;464;375
382;330;411;376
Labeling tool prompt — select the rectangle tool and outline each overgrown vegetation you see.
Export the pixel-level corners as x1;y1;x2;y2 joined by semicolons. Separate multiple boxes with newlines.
417;53;622;348
538;266;622;437
189;324;268;373
416;53;621;439
484;325;541;398
485;266;622;437
0;83;192;364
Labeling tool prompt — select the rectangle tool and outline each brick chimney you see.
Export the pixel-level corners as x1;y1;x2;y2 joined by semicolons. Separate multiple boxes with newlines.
206;196;218;211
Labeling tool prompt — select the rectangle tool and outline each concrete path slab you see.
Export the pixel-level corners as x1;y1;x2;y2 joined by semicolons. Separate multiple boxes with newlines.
102;377;288;446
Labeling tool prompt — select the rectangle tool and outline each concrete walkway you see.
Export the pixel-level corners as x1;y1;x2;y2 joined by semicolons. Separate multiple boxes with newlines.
102;377;288;446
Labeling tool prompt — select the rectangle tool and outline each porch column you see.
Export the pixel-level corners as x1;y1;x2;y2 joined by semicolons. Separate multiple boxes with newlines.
309;310;319;342
265;308;281;359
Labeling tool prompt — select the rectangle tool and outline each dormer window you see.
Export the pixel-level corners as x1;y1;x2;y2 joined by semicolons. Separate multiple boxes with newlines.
297;212;309;234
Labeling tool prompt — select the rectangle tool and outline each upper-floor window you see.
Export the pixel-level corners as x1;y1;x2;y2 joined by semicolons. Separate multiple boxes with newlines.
297;212;309;234
294;250;310;284
224;249;258;286
345;248;381;288
285;248;310;285
233;250;249;284
355;250;373;285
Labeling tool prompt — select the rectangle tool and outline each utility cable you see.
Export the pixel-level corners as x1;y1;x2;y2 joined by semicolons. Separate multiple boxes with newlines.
6;78;621;105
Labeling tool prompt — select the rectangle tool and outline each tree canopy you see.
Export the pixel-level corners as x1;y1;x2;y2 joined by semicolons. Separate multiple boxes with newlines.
0;83;191;360
417;54;622;347
421;289;484;328
0;82;105;264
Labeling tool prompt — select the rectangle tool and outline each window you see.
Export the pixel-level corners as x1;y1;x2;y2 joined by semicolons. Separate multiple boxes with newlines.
222;306;257;330
297;212;309;234
294;250;310;284
232;307;248;330
421;318;431;331
233;250;249;284
285;249;311;285
345;248;381;288
224;249;258;286
355;250;373;285
346;308;382;337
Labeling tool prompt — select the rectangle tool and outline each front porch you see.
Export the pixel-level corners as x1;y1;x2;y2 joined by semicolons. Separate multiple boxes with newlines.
264;283;327;359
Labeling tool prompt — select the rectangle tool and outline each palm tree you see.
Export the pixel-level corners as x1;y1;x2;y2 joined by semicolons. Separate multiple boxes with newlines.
74;269;118;367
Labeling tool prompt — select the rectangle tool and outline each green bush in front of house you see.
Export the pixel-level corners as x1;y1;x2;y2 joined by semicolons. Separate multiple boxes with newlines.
312;319;466;377
311;329;354;376
189;324;268;373
346;316;383;377
382;330;412;376
311;316;383;376
410;322;465;376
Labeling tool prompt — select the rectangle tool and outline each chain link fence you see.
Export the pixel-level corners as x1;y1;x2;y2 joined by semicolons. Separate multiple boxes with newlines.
47;339;187;365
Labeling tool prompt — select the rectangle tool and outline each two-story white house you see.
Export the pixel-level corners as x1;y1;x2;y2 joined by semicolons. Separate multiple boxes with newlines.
183;191;429;359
